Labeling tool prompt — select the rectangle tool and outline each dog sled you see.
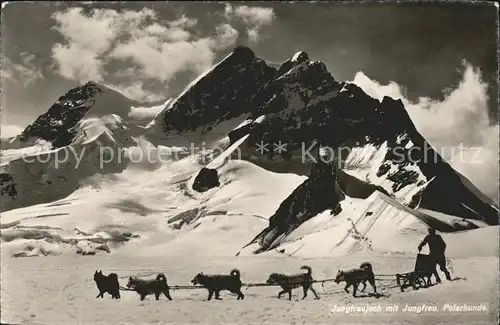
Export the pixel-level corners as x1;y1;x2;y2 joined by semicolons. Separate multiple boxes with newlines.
395;253;436;292
95;255;459;301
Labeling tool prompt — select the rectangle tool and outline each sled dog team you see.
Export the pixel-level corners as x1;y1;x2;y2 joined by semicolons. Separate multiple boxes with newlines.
94;262;377;301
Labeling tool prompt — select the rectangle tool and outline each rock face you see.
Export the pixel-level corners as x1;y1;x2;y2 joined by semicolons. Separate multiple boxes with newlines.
0;173;17;199
250;159;343;253
192;168;220;193
158;46;277;134
19;82;103;148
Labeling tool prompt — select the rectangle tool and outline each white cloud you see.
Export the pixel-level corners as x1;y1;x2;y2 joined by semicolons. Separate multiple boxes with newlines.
51;7;156;82
0;65;14;80
247;28;259;44
214;23;239;49
1;56;44;86
110;22;238;82
143;23;191;42
50;7;240;98
51;44;105;81
224;4;275;43
167;15;197;29
20;52;36;65
52;8;120;54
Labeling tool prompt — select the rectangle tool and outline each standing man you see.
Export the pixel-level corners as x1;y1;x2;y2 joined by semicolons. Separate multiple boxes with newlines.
418;227;452;282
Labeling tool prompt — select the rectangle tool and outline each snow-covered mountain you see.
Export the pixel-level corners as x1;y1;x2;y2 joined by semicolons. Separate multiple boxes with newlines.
19;82;106;148
148;46;499;251
0;82;164;211
0;46;498;258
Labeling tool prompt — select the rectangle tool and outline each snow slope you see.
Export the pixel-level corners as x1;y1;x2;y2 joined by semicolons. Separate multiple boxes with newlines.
2;153;495;260
241;191;494;258
0;111;140;212
0;159;304;258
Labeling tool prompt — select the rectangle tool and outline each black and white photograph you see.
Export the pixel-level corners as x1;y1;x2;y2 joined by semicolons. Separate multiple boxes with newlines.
0;1;499;324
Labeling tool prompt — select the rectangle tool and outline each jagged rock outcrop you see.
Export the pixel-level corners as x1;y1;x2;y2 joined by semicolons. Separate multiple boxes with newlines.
372;97;499;224
0;173;17;199
17;81;141;149
192;168;220;192
249;159;343;253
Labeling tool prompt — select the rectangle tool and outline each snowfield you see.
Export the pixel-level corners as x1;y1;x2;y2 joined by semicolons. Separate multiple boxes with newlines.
1;156;498;324
1;252;498;324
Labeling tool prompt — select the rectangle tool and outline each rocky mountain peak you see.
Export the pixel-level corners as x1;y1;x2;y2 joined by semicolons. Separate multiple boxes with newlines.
291;51;309;63
230;45;257;62
276;51;314;76
157;46;276;134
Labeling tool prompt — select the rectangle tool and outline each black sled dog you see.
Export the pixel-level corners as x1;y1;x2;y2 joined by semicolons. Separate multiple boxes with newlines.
266;265;320;300
334;262;377;297
94;270;120;299
191;269;245;301
127;273;173;301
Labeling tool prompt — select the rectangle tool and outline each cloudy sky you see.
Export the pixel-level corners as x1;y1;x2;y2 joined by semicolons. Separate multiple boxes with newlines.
1;1;498;134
